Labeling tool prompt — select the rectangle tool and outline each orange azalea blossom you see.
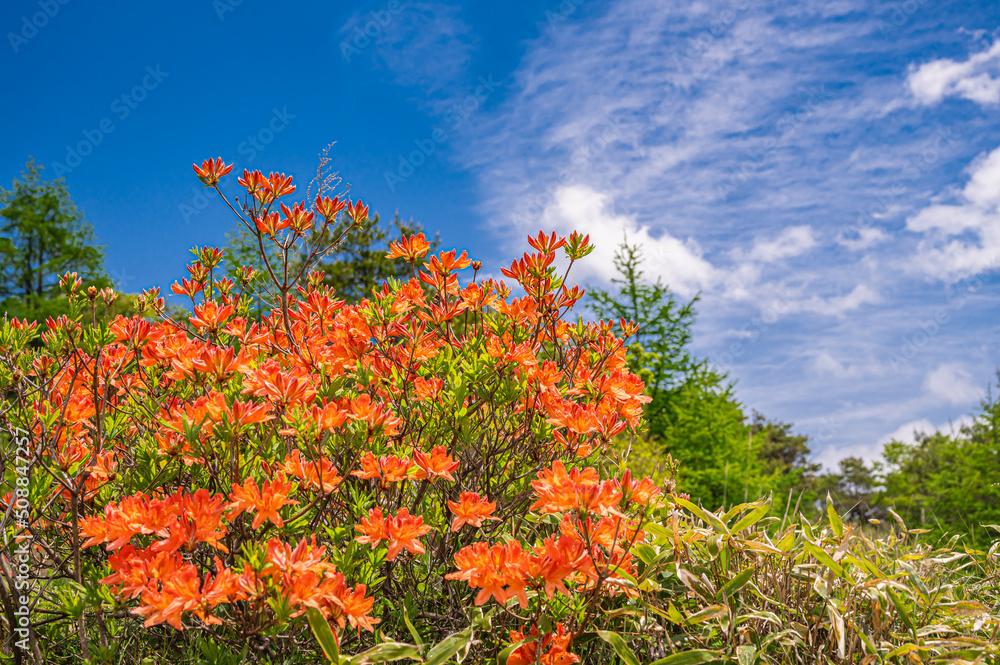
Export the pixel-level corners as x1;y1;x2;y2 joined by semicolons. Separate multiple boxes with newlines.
192;157;233;186
507;623;580;665
354;507;389;546
412;376;443;401
351;452;412;483
530;461;622;517
189;300;235;333
618;468;662;507
355;508;432;561
280;450;343;493
412;445;459;482
150;490;231;554
447;492;498;532
81;491;191;550
385;508;432;560
227;474;299;529
386;232;432;262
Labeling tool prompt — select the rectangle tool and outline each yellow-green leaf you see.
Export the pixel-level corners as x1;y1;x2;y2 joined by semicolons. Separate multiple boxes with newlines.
649;650;718;665
732;502;770;534
596;630;641;665
306;607;341;664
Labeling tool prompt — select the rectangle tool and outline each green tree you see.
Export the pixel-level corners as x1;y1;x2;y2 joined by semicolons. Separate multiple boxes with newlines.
590;240;758;507
750;411;822;516
879;376;1000;536
0;158;109;321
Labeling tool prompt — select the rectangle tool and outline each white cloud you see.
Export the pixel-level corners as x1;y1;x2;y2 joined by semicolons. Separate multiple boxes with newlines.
923;363;983;405
878;414;976;446
787;284;882;317
906;144;1000;281
810;350;877;379
538;184;716;297
907;41;1000;106
749;226;817;262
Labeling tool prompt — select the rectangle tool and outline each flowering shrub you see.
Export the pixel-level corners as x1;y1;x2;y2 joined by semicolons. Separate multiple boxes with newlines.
0;158;668;663
1;158;996;665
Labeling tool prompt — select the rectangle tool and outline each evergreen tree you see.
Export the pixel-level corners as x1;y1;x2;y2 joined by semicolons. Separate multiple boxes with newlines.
0;158;109;321
589;240;757;507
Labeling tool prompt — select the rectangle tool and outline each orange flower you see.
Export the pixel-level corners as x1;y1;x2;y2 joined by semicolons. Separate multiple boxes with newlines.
189;301;235;333
386;232;432;262
380;455;413;483
412;376;443;401
359;508;434;561
227;474;298;529
280;450;342;493
331;583;379;634
351;452;382;480
193;157;233;186
347;198;369;223
530;461;622;517
508;624;580;665
447;492;497;532
426;249;471;277
412;446;459;482
315;195;346;220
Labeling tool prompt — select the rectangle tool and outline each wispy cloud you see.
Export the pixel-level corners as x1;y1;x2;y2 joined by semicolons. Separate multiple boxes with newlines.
450;0;1000;464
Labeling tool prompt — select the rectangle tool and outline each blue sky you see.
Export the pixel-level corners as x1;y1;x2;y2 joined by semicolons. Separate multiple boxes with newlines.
3;0;999;466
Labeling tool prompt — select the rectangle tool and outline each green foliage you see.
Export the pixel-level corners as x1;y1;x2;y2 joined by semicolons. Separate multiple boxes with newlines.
590;241;765;508
878;377;1000;537
0;158;110;321
631;498;1000;664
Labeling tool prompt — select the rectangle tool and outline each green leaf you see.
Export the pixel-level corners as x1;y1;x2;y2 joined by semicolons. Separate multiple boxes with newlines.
731;502;770;534
350;642;423;664
403;604;424;646
634;543;658;565
887;589;917;640
683;605;728;626
722;566;755;597
306;607;341;664
674;496;730;536
736;645;756;665
596;630;641;665
802;540;845;578
497;638;531;665
649;650;718;665
424;629;473;665
826;493;843;538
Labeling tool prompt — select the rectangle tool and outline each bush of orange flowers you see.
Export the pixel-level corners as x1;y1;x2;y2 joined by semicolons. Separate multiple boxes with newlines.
0;158;671;664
